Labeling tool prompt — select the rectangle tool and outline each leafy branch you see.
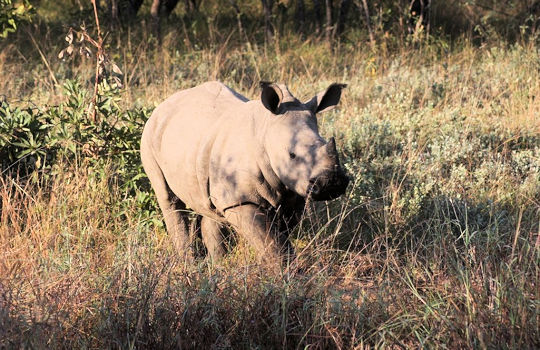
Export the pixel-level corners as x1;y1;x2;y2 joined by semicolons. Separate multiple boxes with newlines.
58;0;123;123
0;0;34;38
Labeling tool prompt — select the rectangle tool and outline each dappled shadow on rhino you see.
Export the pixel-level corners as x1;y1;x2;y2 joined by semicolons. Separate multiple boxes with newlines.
141;81;349;268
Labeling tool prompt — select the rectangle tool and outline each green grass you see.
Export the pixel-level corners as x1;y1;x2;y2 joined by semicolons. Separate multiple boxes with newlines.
0;15;539;349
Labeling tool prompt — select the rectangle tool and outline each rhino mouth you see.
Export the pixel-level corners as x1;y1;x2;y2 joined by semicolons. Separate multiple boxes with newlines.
307;169;350;201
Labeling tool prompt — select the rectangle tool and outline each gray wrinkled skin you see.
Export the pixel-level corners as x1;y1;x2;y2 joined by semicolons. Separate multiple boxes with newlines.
141;81;349;265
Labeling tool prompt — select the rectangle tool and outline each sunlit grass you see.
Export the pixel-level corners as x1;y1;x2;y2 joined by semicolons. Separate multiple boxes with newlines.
0;20;539;348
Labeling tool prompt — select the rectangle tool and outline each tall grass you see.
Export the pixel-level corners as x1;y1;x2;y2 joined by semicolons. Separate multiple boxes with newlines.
0;16;539;349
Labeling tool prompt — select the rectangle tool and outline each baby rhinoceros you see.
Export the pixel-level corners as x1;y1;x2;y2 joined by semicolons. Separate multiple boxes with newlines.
141;81;349;265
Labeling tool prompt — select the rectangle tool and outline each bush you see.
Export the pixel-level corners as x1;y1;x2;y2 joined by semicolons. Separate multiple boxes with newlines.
0;0;33;38
0;79;154;213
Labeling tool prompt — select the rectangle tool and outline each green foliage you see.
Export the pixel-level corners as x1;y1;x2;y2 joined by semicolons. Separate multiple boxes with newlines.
0;79;154;213
0;0;33;38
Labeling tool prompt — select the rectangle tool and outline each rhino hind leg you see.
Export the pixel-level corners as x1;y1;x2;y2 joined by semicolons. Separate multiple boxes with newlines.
201;217;226;261
141;146;192;262
166;195;192;259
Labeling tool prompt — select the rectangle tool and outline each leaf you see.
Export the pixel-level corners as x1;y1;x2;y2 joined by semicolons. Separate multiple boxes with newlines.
58;49;65;59
15;4;27;15
16;148;33;158
79;46;92;58
66;44;74;56
111;63;123;75
65;30;73;44
112;76;123;88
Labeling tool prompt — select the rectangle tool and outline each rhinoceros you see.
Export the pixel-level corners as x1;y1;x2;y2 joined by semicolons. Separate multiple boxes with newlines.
140;81;349;264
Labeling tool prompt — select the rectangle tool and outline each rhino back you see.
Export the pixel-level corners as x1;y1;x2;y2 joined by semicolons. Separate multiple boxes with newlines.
150;81;247;152
145;82;267;218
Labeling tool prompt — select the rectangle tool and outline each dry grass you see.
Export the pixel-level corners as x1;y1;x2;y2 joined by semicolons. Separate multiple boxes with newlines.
0;19;539;349
1;162;537;348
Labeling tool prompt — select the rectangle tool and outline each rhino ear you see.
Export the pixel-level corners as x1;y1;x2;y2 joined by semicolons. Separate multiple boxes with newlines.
306;83;347;114
260;81;283;114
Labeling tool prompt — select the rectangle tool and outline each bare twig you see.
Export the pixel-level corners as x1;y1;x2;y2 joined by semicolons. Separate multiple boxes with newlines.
90;0;104;122
359;0;375;50
228;0;246;41
26;28;59;88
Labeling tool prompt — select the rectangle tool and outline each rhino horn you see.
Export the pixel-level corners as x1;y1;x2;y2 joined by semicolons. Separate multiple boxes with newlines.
326;137;338;157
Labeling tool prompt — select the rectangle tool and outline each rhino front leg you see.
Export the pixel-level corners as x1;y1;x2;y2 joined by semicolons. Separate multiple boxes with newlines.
275;204;304;257
224;204;285;266
201;217;226;261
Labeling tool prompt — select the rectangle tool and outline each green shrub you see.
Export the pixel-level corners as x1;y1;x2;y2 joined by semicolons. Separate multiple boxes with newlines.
0;0;33;38
0;79;154;214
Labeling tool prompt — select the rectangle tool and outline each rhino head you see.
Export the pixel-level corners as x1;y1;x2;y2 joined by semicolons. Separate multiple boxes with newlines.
260;82;350;201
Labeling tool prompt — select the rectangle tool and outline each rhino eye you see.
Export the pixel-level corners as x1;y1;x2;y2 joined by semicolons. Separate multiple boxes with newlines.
289;152;297;159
